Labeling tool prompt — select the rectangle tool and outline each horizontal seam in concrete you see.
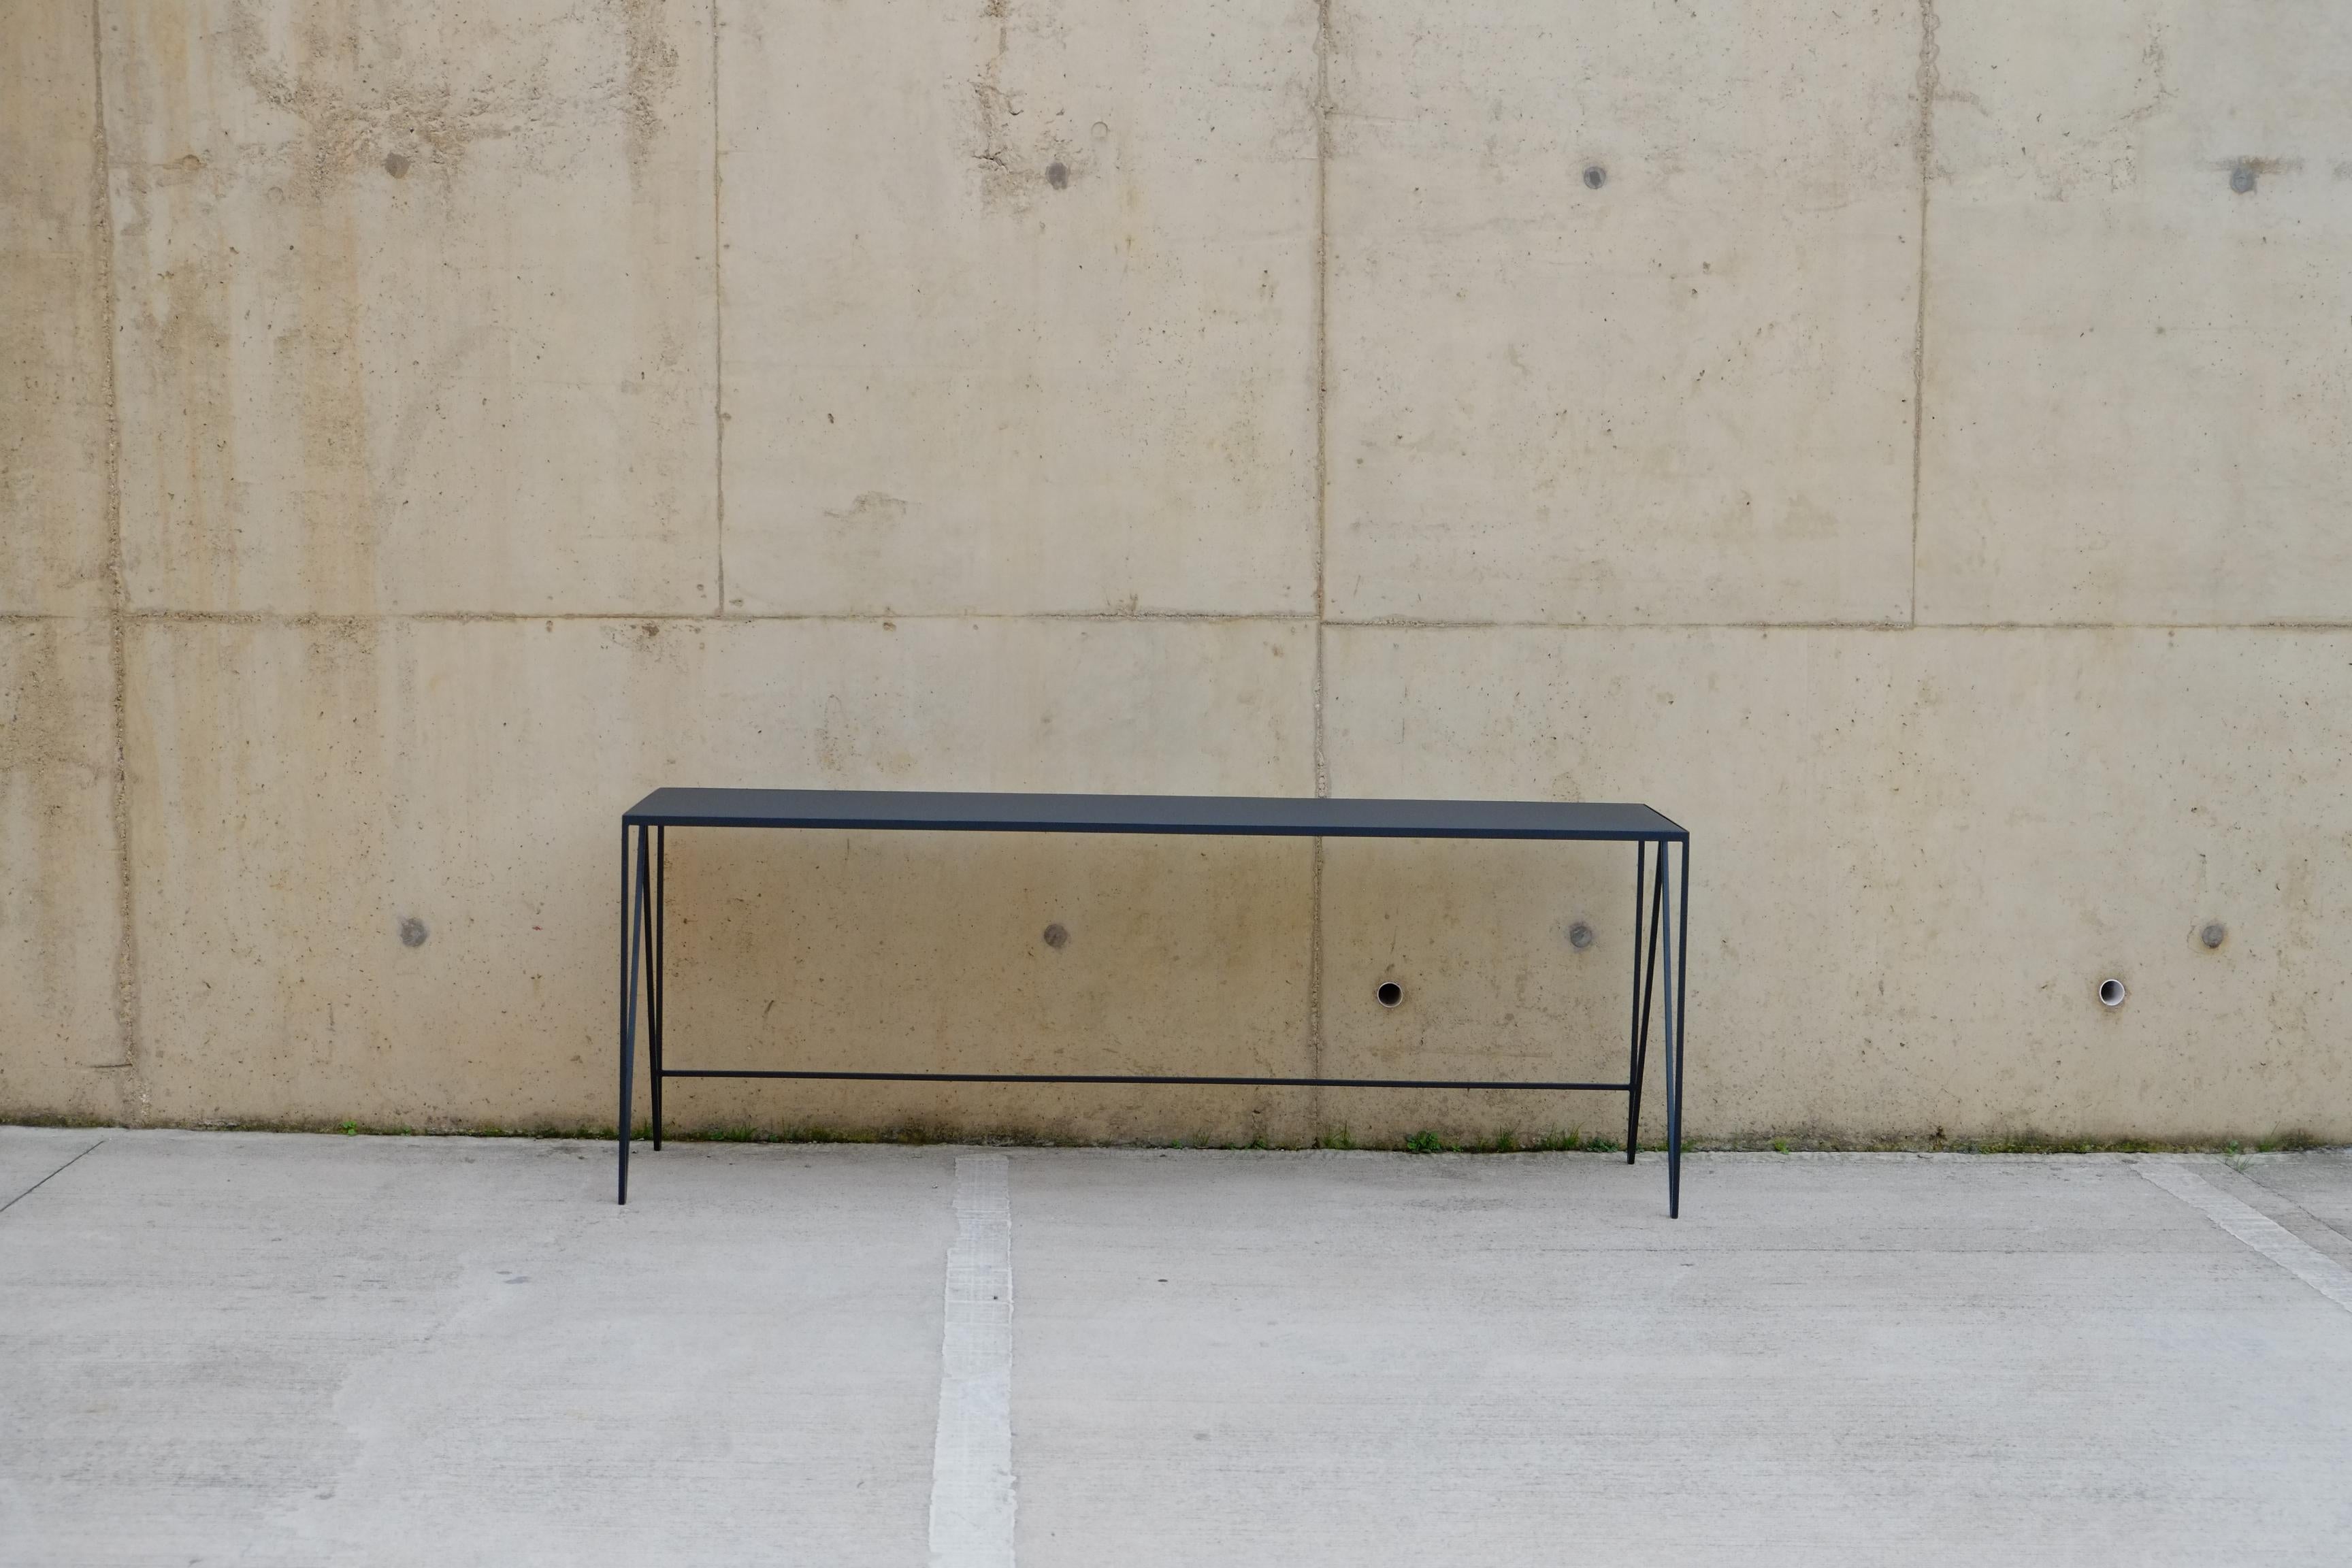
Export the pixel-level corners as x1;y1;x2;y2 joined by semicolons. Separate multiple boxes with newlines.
0;1139;106;1216
1904;619;2352;632
2138;1160;2352;1314
101;609;1324;627
25;612;2352;632
1324;617;2352;633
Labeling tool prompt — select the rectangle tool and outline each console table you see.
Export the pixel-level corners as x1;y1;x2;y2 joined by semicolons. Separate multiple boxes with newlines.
616;789;1691;1212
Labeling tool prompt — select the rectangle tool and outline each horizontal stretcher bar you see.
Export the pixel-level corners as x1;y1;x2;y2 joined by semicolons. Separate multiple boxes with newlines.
657;1068;1633;1092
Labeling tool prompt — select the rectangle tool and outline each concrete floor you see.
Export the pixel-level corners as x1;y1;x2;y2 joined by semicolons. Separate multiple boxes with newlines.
3;1129;2350;1566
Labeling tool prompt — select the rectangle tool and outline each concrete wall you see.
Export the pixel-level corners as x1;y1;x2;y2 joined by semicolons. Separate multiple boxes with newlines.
5;0;2349;1147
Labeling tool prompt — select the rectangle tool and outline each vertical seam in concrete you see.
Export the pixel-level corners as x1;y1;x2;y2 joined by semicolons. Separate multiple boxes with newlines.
928;1154;1015;1567
1311;0;1331;745
88;0;144;1124
0;1139;106;1217
710;0;727;616
1307;0;1334;1117
1907;0;1938;627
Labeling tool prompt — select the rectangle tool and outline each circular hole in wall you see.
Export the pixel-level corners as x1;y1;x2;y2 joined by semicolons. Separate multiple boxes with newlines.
2200;922;2227;949
2097;977;2127;1008
1567;920;1596;950
1582;164;1607;189
1042;922;1069;950
1375;981;1403;1008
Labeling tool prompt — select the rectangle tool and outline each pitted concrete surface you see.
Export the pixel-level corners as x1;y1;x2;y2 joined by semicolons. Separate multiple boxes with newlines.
3;1128;2349;1565
15;0;2352;1155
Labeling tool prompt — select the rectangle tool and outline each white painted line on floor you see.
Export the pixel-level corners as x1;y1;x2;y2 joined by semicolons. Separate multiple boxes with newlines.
928;1154;1016;1568
2138;1160;2352;1314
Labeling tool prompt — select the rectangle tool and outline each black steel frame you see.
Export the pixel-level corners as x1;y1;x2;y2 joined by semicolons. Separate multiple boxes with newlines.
617;790;1690;1213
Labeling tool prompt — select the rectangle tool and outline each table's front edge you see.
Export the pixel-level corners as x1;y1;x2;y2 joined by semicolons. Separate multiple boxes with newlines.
619;811;1687;841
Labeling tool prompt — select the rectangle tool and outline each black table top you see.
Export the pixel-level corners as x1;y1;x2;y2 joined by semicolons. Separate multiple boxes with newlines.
623;788;1684;841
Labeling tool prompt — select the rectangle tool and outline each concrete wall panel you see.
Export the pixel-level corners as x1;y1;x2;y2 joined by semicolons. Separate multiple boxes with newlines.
717;0;1320;617
1326;625;2352;1143
1324;0;1922;627
662;829;1314;1142
0;622;125;1122
125;617;1316;1138
1316;836;1637;1147
1;0;112;614
101;0;717;615
1918;1;2352;625
8;0;2349;1147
